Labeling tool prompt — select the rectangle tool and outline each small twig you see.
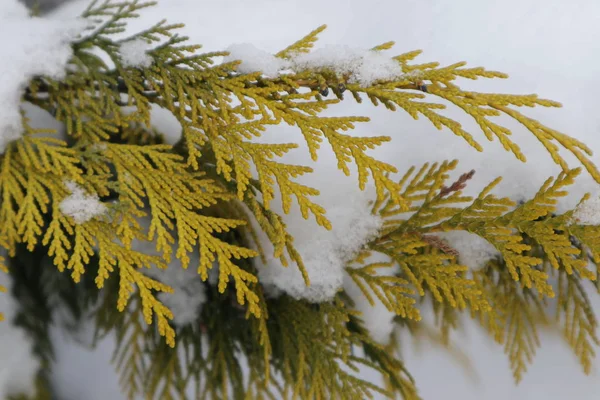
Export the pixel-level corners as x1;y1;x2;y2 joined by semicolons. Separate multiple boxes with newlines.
439;169;475;197
372;230;460;259
420;234;459;257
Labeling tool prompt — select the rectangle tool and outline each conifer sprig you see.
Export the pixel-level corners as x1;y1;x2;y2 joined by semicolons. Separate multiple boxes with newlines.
4;1;600;399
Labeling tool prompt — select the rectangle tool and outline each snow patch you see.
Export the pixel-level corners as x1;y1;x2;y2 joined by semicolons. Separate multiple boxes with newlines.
150;104;183;145
145;266;207;326
343;252;398;345
119;38;154;68
293;45;404;86
437;231;499;271
253;163;383;302
59;181;108;224
224;43;288;76
223;43;405;86
0;0;83;153
129;215;209;326
570;195;600;226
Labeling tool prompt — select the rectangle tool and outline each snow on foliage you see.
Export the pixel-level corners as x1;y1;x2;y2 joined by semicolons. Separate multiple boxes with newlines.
293;44;405;86
149;105;183;145
343;252;398;345
119;38;154;68
0;0;83;153
130;216;209;326
437;231;499;271
224;43;287;76
144;265;207;326
253;160;383;302
570;195;600;226
224;42;405;86
59;181;108;224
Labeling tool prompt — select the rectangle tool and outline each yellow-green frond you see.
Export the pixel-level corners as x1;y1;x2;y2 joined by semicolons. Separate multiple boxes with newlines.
276;25;328;59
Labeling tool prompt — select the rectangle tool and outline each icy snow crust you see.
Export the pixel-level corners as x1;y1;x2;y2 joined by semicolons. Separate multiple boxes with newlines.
223;43;406;86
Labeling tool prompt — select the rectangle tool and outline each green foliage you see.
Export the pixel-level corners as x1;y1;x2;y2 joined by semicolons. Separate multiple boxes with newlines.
3;1;600;399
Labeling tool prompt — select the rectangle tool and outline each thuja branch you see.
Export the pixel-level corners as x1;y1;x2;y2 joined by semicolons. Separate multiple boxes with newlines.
23;71;429;106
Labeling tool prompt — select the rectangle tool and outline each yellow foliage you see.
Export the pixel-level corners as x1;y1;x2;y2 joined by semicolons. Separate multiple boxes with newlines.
276;25;328;59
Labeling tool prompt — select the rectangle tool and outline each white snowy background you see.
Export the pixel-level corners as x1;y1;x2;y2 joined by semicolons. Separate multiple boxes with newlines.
3;0;600;398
